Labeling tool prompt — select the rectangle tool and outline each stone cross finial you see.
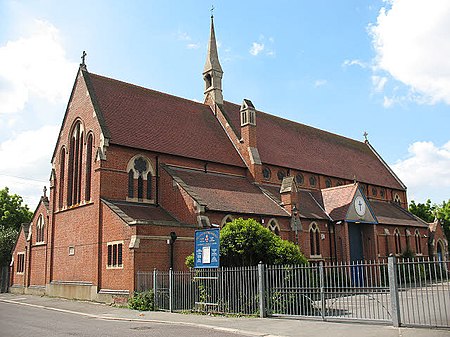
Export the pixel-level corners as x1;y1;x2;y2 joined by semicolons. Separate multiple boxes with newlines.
363;131;368;142
43;186;47;198
210;5;214;18
81;51;87;66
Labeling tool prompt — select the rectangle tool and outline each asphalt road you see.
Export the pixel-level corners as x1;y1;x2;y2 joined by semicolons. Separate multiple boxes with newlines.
0;301;245;337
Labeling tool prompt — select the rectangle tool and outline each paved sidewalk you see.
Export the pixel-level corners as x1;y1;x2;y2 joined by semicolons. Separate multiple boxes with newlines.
0;293;448;337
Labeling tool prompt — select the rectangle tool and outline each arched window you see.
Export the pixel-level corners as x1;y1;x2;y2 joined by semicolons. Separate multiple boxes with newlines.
267;218;280;236
295;173;304;185
415;229;422;254
85;134;93;201
127;155;155;202
128;170;134;198
146;172;152;199
394;228;401;254
67;121;84;206
325;178;332;188
36;214;45;243
137;175;144;200
220;214;234;227
394;193;401;205
384;228;390;256
59;148;65;209
310;223;320;256
309;176;317;187
262;167;271;180
405;229;411;251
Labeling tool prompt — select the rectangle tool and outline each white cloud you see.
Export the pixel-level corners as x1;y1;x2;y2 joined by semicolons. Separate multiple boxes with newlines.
187;43;200;49
0;20;77;115
342;59;368;68
314;79;327;88
370;0;450;105
177;31;191;41
0;125;59;209
391;141;450;203
249;42;264;56
372;75;388;92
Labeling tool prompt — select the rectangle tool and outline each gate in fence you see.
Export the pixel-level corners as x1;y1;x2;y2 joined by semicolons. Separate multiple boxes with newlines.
0;266;9;293
136;257;450;328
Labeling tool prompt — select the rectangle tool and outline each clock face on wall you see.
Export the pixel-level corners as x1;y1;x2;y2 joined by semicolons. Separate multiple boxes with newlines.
354;196;366;216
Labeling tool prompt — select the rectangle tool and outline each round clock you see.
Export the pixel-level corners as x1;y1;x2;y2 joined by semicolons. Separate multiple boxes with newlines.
354;196;366;216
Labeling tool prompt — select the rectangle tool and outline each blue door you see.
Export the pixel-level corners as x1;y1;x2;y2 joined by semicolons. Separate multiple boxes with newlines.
348;223;364;286
349;223;364;261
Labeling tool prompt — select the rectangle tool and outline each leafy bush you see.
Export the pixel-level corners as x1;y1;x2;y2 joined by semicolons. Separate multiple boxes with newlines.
128;290;155;311
185;252;194;268
185;218;307;268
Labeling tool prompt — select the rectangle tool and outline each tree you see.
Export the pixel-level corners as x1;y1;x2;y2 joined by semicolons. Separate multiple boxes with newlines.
185;218;307;268
408;199;435;223
436;200;450;240
409;198;450;240
0;187;33;266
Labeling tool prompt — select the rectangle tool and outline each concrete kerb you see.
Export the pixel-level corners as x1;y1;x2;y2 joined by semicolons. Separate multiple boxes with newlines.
0;297;284;337
1;294;449;337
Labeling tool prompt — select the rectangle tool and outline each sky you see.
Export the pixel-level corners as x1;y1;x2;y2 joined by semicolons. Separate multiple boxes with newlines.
0;0;449;210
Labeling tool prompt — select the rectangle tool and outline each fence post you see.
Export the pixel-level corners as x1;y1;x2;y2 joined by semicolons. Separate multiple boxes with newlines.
169;268;173;313
388;256;401;327
319;262;325;320
258;262;266;318
153;269;157;307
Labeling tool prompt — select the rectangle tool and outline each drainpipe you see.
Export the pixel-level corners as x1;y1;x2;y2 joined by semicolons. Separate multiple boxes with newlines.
155;156;159;206
168;232;177;270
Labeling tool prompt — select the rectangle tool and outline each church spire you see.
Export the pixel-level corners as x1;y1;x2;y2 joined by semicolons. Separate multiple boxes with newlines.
203;13;223;105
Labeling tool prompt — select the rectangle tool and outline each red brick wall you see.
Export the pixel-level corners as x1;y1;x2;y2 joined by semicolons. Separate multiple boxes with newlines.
11;228;28;287
375;225;428;259
28;201;49;286
159;168;198;224
100;203;135;292
51;204;98;283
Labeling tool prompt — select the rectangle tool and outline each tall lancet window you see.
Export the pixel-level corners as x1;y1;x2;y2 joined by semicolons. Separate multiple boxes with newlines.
85;134;93;201
126;155;155;203
59;148;65;209
67;121;84;206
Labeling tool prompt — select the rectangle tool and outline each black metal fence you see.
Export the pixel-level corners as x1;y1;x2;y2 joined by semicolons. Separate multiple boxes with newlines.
136;257;450;328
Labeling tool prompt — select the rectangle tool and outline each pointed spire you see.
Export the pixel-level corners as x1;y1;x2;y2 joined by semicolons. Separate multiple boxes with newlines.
203;13;224;105
203;15;223;74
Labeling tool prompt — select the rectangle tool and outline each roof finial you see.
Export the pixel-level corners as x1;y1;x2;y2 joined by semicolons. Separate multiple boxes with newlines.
43;186;47;198
363;131;369;143
80;51;87;68
353;175;357;184
210;5;214;18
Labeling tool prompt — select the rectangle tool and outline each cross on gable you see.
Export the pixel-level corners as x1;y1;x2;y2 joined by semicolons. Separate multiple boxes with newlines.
81;51;87;66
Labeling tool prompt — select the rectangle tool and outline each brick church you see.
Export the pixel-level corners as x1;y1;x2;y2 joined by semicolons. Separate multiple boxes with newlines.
10;16;448;302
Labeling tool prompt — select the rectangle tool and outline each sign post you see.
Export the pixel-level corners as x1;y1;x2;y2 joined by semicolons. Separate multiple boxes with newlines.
194;228;220;269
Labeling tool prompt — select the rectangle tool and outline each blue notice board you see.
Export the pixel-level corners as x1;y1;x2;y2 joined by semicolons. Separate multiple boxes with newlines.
194;228;220;268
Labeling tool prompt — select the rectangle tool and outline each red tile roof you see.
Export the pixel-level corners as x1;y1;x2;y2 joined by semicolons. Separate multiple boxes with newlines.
86;72;245;168
223;101;404;190
370;200;428;227
102;199;195;226
163;166;289;217
260;184;329;220
321;184;358;220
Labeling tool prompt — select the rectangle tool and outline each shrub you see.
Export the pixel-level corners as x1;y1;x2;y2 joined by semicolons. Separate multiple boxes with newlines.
185;252;194;268
128;290;155;311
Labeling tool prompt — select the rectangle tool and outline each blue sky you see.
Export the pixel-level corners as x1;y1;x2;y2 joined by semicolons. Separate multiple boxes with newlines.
0;0;449;209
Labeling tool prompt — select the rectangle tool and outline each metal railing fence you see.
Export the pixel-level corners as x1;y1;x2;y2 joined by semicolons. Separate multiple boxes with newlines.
135;257;449;328
266;261;392;322
396;258;450;328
